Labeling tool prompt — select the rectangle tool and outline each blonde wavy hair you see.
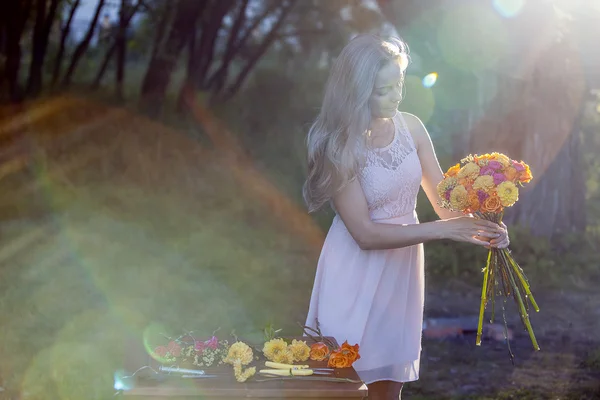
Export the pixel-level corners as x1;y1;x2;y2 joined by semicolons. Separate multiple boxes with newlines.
302;34;410;213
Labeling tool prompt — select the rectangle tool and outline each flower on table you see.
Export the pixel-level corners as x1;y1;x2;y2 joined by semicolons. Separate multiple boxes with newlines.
288;339;311;362
309;342;330;361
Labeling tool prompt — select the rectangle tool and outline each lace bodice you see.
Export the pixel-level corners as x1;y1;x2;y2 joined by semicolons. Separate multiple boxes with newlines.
358;112;422;221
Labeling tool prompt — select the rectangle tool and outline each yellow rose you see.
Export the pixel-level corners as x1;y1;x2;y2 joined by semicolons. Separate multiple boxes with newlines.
496;181;519;207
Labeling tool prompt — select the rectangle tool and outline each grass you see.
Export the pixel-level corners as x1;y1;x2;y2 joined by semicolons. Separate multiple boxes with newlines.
1;95;599;399
0;96;321;399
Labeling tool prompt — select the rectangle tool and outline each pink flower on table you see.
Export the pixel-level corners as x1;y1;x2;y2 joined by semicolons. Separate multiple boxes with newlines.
154;346;168;357
195;340;206;354
493;173;507;185
167;341;182;357
488;160;502;170
205;336;219;350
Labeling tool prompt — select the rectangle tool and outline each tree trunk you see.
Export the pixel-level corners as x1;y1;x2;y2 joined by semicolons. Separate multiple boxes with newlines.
4;0;33;102
62;0;105;86
203;0;251;92
468;22;587;238
115;0;129;99
27;0;60;96
91;40;117;89
92;0;140;90
139;0;207;113
219;0;298;101
52;0;80;86
175;0;235;110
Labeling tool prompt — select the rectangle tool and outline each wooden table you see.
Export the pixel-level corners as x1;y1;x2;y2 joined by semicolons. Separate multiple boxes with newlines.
119;336;368;399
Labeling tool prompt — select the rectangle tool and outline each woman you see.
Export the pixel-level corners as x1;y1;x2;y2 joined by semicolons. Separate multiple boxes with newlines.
302;34;509;399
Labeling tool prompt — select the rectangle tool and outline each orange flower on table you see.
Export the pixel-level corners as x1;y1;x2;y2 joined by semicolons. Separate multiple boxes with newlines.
340;341;360;363
328;349;352;368
481;193;503;213
309;342;330;361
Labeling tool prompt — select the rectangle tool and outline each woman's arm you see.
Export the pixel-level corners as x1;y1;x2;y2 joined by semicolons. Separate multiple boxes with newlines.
332;178;502;251
402;112;462;220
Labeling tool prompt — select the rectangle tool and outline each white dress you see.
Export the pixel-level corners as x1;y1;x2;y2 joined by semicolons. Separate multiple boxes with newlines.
304;111;425;384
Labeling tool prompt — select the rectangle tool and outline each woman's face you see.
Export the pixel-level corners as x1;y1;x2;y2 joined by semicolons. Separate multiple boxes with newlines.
369;58;404;119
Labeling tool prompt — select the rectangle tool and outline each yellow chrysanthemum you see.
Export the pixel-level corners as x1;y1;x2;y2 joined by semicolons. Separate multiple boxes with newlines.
263;338;288;361
224;341;254;366
472;175;495;192
496;181;519;207
457;162;481;179
450;185;469;211
490;152;511;168
437;176;457;199
289;339;310;362
232;359;256;383
272;349;295;364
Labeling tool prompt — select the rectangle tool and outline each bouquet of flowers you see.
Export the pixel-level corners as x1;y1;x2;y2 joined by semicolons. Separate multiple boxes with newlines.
437;152;540;353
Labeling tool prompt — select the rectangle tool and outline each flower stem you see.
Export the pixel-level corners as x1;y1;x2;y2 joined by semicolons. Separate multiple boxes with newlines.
503;249;540;312
500;250;540;350
476;250;493;346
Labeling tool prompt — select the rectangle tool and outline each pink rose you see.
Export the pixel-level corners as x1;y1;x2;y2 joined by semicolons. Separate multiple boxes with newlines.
488;160;502;170
512;161;525;172
493;173;506;185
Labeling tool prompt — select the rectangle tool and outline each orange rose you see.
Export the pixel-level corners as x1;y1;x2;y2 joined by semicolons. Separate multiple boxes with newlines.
309;342;330;361
340;341;360;363
518;166;533;183
458;177;474;191
467;191;480;213
504;166;517;181
328;349;351;368
446;163;460;177
481;194;502;213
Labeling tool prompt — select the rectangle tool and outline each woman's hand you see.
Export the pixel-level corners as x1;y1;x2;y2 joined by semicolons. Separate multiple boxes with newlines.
440;216;504;247
488;222;510;249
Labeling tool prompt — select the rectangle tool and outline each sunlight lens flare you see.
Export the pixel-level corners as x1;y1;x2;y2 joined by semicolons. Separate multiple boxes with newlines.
422;72;438;88
437;5;509;73
493;0;525;18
